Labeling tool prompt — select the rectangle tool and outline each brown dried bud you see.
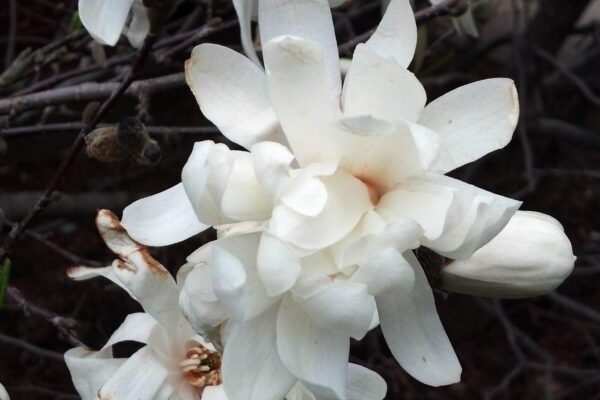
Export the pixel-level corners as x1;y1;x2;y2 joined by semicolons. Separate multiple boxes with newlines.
85;127;128;163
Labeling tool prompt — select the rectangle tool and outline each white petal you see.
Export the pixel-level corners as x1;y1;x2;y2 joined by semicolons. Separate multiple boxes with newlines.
232;0;262;66
203;385;229;400
350;248;416;296
78;0;135;46
280;172;328;217
259;0;341;104
270;170;372;250
257;232;301;296
366;0;417;67
277;296;349;399
420;174;521;259
420;78;519;173
377;252;461;386
347;364;387;400
262;36;341;166
181;141;236;225
102;313;169;354
121;183;208;246
179;263;229;336
223;306;296;400
292;275;376;340
68;265;134;298
98;347;171;399
125;1;150;48
212;233;278;321
186;44;284;148
442;211;575;298
343;44;426;122
220;154;272;221
64;347;124;399
251;141;295;201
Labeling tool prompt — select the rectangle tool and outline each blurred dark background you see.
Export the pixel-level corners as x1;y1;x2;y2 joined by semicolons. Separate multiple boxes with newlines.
0;0;599;399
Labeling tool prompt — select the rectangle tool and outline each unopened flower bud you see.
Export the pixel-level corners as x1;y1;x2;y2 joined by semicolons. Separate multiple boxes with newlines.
441;211;576;299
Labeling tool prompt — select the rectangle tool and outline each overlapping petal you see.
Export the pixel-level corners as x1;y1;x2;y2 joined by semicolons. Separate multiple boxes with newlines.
65;347;125;399
78;0;135;46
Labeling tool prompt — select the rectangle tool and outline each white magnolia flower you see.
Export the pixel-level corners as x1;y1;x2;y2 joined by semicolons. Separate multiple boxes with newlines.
442;211;576;298
78;0;151;47
120;0;570;395
65;210;226;400
232;0;348;66
0;384;9;400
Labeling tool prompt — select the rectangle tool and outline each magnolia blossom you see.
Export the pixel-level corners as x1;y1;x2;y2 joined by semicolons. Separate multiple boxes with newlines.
0;384;9;400
78;0;151;47
442;211;575;298
65;210;226;400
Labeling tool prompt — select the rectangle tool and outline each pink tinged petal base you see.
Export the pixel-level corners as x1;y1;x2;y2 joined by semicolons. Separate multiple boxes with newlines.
420;78;520;174
277;296;349;400
292;275;376;340
222;306;296;400
376;252;461;386
121;183;208;246
185;44;284;148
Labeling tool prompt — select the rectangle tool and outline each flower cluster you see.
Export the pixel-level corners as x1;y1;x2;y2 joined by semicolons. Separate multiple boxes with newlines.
69;0;575;399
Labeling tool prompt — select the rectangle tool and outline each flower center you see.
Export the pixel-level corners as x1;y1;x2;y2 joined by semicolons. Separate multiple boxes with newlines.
356;175;380;204
180;345;222;389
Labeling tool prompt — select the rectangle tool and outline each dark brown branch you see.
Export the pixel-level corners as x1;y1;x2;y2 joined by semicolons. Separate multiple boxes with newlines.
1;122;218;137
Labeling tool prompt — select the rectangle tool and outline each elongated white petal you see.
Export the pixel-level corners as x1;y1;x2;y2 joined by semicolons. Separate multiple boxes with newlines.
292;275;376;340
68;265;134;298
78;0;135;46
277;296;349;399
257;232;301;296
223;306;296;400
351;248;415;296
262;36;341;166
343;45;426;122
0;385;7;400
347;364;387;400
233;0;262;66
125;1;150;48
420;174;521;259
443;211;575;298
220;154;272;221
98;347;171;399
251;141;295;201
65;347;124;399
270;171;372;250
420;78;519;173
366;0;417;67
203;385;229;400
102;313;169;355
377;252;461;386
121;183;208;246
259;0;341;104
186;44;284;149
212;233;278;321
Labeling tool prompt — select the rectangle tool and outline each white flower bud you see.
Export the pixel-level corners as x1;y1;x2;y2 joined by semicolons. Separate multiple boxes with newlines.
442;211;576;298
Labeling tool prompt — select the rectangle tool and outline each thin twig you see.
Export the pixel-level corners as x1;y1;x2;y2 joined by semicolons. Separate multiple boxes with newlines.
0;331;65;362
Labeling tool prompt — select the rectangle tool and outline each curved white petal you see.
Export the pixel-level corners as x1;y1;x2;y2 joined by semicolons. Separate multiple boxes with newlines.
203;385;229;400
98;347;171;399
102;313;170;355
257;232;302;296
212;233;278;321
347;364;387;400
68;265;134;298
179;263;229;336
65;347;124;399
262;36;341;166
121;183;208;246
351;248;416;296
420;78;519;173
220;154;272;221
366;0;417;67
292;275;376;340
251;141;295;201
280;172;328;217
442;211;575;298
277;296;349;399
125;1;150;48
181;141;237;226
377;252;461;386
223;306;296;400
270;171;372;250
259;0;341;104
342;44;426;122
186;44;284;149
78;0;135;46
233;0;262;66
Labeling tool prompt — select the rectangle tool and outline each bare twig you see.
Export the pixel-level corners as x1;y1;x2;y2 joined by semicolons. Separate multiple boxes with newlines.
5;0;17;69
0;331;65;362
1;122;218;137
